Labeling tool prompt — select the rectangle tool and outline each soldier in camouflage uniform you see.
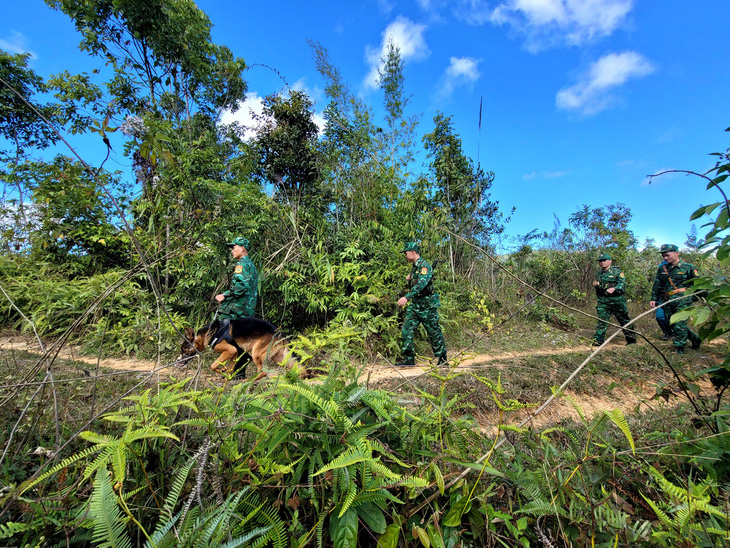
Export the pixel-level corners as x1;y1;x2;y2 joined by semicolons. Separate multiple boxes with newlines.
215;237;258;319
396;242;447;366
650;244;701;354
591;253;637;346
210;237;258;374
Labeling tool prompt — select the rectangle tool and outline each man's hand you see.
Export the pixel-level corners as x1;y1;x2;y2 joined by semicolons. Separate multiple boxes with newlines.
215;294;226;303
593;280;599;286
606;287;615;294
406;274;411;281
649;301;656;308
397;296;408;308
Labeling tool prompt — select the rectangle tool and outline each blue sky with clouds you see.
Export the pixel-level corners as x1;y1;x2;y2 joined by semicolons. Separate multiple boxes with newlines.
3;0;730;250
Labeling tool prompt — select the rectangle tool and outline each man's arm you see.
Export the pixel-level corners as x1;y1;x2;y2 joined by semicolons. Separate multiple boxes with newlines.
404;262;433;300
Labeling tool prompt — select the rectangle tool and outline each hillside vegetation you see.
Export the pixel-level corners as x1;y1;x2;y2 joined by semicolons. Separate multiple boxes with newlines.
1;1;730;546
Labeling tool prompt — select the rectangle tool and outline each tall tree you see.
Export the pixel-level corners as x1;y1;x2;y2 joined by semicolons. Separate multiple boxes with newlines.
0;50;67;251
254;90;322;212
46;0;247;118
377;40;418;187
422;113;506;272
309;40;380;229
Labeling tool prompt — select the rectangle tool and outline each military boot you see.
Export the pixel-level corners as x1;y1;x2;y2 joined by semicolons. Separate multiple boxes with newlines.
436;354;448;365
396;354;416;367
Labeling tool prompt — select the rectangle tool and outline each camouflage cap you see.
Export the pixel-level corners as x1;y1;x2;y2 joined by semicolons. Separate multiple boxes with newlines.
401;242;420;253
597;253;611;261
659;244;679;253
226;237;250;250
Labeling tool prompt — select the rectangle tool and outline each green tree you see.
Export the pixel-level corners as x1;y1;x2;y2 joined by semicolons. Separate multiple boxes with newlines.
0;50;72;252
377;39;418;187
311;42;373;226
253;90;322;212
422;113;506;272
18;156;131;272
46;0;246;118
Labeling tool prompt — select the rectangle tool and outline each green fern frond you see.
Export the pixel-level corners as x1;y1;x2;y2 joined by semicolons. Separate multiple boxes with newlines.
281;382;354;430
339;478;359;517
366;460;402;481
171;418;210;428
219;526;274;548
83;446;115;481
561;392;588;424
516;499;563;517
603;409;635;454
143;512;180;548
161;454;196;520
237;498;287;548
641;493;674;527
361;390;400;420
19;444;101;495
90;467;131;548
368;439;409;468
0;521;36;540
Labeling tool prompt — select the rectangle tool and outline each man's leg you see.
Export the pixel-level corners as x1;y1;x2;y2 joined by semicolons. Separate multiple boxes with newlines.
593;302;610;344
655;301;672;339
422;308;447;363
398;307;418;366
613;302;637;344
671;300;701;350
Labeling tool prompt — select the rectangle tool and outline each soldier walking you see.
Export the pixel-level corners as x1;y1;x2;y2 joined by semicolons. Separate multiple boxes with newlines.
210;236;258;373
650;244;701;354
215;236;258;319
591;253;637;346
396;242;447;366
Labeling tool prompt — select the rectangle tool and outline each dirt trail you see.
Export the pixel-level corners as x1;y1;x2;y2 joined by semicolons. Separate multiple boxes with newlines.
0;335;164;373
0;333;718;428
0;333;601;377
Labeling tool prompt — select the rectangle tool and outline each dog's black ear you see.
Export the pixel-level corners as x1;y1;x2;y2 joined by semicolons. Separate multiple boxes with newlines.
184;327;194;340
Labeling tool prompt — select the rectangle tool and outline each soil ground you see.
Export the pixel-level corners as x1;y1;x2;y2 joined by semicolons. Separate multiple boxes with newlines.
1;328;723;430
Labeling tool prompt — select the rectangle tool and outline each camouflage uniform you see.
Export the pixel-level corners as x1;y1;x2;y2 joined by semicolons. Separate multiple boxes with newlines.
593;257;636;345
401;254;447;362
651;253;700;351
220;251;258;320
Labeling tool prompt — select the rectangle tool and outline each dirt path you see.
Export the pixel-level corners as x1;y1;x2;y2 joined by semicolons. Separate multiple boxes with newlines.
0;334;163;373
0;333;604;378
0;333;719;428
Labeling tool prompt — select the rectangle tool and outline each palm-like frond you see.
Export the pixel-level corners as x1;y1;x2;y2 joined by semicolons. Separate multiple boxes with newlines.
89;467;131;548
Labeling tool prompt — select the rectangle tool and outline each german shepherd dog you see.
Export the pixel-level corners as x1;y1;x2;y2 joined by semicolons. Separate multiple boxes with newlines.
180;318;299;381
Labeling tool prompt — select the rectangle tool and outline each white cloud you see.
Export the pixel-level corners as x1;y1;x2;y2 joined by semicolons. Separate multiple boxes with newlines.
220;87;327;139
291;78;327;134
362;16;430;90
523;170;568;180
556;51;654;116
291;78;324;105
438;56;481;98
0;31;37;58
459;0;633;51
220;92;266;141
375;0;395;16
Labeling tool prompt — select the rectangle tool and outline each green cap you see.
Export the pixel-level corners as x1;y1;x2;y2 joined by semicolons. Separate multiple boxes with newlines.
401;242;420;253
597;253;611;261
226;237;250;250
659;244;678;253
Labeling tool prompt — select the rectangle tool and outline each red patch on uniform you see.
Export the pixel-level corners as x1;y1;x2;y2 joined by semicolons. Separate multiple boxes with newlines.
421;267;428;275
235;265;243;274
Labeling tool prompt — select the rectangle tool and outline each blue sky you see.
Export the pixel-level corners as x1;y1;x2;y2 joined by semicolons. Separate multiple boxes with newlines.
3;0;730;250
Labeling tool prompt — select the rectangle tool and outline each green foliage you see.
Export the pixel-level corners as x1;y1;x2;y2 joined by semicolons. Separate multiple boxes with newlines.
254;90;322;211
423;113;507;260
46;0;247;115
